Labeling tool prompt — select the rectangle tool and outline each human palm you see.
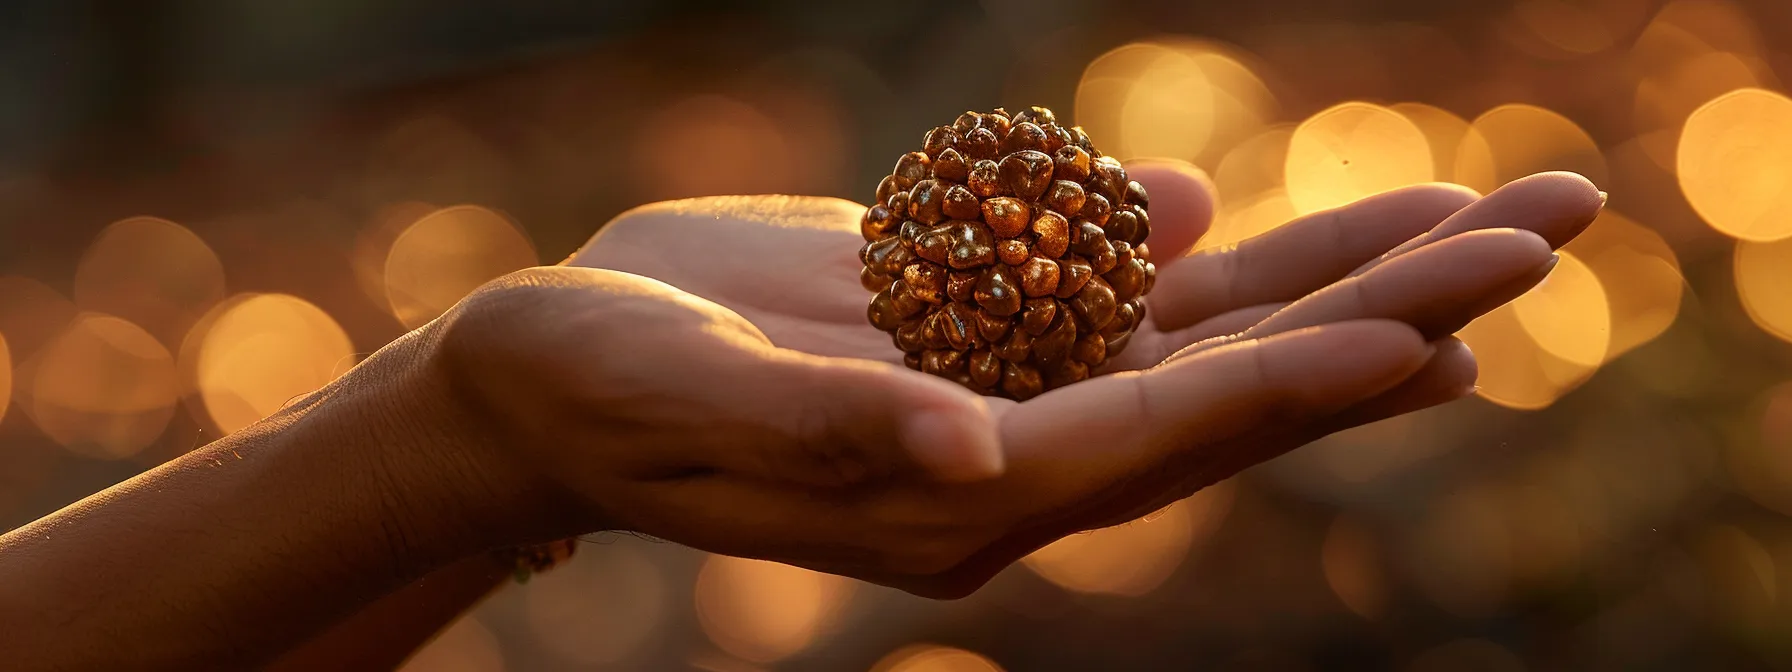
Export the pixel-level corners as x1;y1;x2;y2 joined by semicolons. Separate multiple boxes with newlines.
537;165;1603;596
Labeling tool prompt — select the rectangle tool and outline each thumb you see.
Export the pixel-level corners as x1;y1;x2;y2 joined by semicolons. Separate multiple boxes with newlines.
717;345;1006;485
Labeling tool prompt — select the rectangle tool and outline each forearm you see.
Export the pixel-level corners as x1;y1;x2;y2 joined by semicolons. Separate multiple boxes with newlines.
0;331;529;670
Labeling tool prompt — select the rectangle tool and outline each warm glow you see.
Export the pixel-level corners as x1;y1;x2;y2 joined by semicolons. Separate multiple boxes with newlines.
28;314;179;459
1634;51;1766;168
1203;126;1296;251
1459;305;1598;411
1023;482;1233;596
1734;236;1792;343
1321;515;1385;618
1678;88;1792;241
522;545;665;666
1511;0;1617;55
384;205;538;329
1390;103;1473;185
1455;104;1607;195
1407;487;1512;616
0;334;10;426
73;216;226;346
1694;524;1777;624
871;645;1006;672
694;555;853;663
1730;382;1792;516
1511;251;1611;367
1076;39;1274;166
0;276;79;358
636;95;796;200
188;294;355;434
1562;211;1683;359
1284;102;1433;215
353;201;438;313
398;615;506;672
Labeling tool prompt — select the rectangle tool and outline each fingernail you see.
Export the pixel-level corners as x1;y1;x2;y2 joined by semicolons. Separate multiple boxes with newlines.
1541;253;1561;274
1596;191;1609;207
901;409;1004;482
1455;384;1481;400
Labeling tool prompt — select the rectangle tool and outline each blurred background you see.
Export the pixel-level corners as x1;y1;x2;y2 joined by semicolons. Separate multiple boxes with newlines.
4;0;1792;669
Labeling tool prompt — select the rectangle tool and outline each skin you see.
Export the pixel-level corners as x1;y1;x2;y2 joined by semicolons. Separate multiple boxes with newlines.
0;166;1603;670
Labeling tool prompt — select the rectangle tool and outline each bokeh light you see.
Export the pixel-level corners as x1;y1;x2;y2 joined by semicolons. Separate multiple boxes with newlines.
0;276;79;361
1678;88;1792;241
1023;482;1234;597
635;95;800;201
1203;126;1296;251
1512;251;1611;367
72;216;226;347
1561;210;1683;359
186;294;355;434
1405;486;1512;617
1455;104;1608;196
384;205;538;329
1505;0;1620;58
871;645;1006;672
1284;102;1432;215
1321;515;1385;619
694;555;854;663
521;545;665;666
1730;382;1792;516
1391;103;1473;185
26;314;179;459
1075;39;1275;167
1734;236;1792;343
398;615;506;672
352;201;438;313
1694;524;1777;626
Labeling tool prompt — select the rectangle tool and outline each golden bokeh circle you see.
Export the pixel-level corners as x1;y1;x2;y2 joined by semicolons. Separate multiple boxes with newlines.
1512;251;1612;367
384;205;538;329
72;216;225;346
872;645;1006;672
1075;39;1275;166
1734;236;1792;343
1459;304;1599;411
1562;211;1683;359
28;314;179;459
1022;482;1233;596
1284;102;1433;215
694;555;853;663
1321;515;1385;619
1455;104;1607;196
521;545;664;665
1390;103;1473;186
1678;88;1792;241
188;294;356;434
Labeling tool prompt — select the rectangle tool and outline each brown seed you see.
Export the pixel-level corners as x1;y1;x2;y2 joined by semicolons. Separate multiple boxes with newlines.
1070;125;1094;151
1104;331;1132;360
908;180;947;225
968;159;1002;197
981;112;1012;137
904;262;948;304
899;220;927;246
1105;300;1138;336
1043;124;1074;154
1033;312;1078;366
1125;180;1151;207
886;191;909;219
1080;192;1111;226
946;221;997;269
896;320;927;352
1089;156;1127;203
1135;242;1151;260
981;197;1031;237
920;311;948;349
964;128;1000;160
862;236;910;275
1104;209;1139;246
975;265;1023;316
1000;361;1044;401
914;227;951;265
867;289;904;330
861;204;900;241
994;328;1033;362
904;352;922;370
1053;145;1091;183
1130;205;1151;246
923;126;961;158
860;266;893;293
1113;240;1135;266
996;238;1030;266
894;152;931;189
876;175;902;205
943;185;981;220
1046;360;1090;388
890;278;927;316
970;350;1002;388
923;349;968;376
999;150;1055;200
1142;261;1157;295
1071;333;1107;366
1069;219;1109;257
934;148;969;183
1045;180;1086;217
975;308;1012;342
1021;297;1057;335
1106;257;1147;302
1002;122;1049;154
947;270;978;302
1088;240;1118;275
1014;106;1056;126
1071;276;1118;331
1031;211;1070;258
952;111;981;134
1018;257;1060;297
941;302;978;349
1055;257;1092;298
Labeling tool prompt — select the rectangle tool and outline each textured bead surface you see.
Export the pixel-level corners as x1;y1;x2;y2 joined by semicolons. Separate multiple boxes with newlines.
859;106;1154;400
